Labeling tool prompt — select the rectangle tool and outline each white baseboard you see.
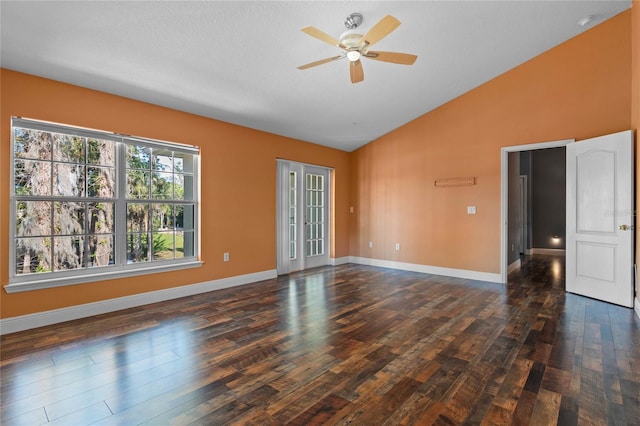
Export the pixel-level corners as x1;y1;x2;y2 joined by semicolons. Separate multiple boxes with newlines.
348;257;502;283
0;269;277;335
635;297;640;320
530;248;566;256
508;258;521;274
330;256;351;266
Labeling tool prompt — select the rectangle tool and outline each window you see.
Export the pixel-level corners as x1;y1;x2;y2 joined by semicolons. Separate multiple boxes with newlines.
8;118;200;292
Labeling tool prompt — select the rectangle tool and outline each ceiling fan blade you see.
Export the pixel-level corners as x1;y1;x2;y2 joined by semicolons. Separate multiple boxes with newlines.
357;15;400;48
298;55;344;70
301;26;346;49
364;51;417;65
350;60;364;84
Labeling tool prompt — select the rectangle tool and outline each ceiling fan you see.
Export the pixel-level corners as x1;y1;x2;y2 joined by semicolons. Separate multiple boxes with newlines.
297;13;417;84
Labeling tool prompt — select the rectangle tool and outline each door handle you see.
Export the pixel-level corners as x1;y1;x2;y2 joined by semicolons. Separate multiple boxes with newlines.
619;224;634;231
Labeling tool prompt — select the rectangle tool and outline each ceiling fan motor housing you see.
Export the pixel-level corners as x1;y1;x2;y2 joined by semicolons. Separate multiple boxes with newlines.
340;30;363;48
340;31;364;62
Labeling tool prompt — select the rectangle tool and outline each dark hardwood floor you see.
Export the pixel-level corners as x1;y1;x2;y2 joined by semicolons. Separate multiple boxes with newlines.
1;255;639;425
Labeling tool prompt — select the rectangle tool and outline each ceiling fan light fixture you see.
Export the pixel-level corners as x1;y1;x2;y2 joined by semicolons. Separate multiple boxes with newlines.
346;50;361;62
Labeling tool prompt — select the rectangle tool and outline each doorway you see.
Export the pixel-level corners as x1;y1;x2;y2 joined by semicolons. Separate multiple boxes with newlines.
276;160;331;275
501;139;573;283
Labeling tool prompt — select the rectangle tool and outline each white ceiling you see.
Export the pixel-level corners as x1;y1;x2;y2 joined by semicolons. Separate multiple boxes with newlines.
0;1;631;152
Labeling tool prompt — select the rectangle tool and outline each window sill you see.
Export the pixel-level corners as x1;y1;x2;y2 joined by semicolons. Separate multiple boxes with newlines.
4;261;204;293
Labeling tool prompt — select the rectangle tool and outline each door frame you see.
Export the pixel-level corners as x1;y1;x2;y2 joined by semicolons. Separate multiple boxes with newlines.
276;159;332;275
519;175;528;256
500;139;573;283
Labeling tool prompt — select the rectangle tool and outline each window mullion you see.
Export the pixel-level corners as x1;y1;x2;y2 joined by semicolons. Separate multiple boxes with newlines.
115;140;128;268
49;158;55;273
147;151;153;262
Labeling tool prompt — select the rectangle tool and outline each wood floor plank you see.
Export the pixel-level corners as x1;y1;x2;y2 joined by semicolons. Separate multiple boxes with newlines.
1;255;639;425
1;350;180;421
620;378;640;422
286;392;350;426
268;371;342;422
2;407;48;426
557;395;580;426
511;389;538;425
98;368;240;425
529;388;562;426
338;376;423;425
46;401;112;426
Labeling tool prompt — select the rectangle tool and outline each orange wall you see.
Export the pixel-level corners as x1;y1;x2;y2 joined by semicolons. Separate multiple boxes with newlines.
0;69;350;318
349;11;632;274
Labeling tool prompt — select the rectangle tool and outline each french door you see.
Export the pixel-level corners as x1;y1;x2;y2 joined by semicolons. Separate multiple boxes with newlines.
277;160;330;274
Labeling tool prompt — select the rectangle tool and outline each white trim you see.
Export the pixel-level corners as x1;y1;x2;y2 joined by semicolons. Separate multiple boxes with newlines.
0;269;277;335
5;261;204;293
635;297;640;320
508;258;521;274
13;117;199;153
349;257;502;283
330;256;351;266
276;160;291;275
500;139;574;283
529;248;566;256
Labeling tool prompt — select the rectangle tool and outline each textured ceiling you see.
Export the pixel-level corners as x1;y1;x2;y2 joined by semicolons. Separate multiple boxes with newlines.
0;1;631;152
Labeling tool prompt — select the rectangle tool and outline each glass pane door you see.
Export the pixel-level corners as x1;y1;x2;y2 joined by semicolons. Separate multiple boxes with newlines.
305;172;325;257
276;161;330;274
302;166;329;269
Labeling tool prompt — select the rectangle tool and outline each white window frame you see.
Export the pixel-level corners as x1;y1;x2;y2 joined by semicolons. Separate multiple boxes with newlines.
6;117;202;293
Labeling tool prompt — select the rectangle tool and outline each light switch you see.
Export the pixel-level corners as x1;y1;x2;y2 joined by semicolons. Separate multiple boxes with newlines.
467;206;477;215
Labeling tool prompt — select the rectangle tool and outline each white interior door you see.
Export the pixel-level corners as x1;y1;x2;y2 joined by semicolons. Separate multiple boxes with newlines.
276;160;330;274
566;130;634;307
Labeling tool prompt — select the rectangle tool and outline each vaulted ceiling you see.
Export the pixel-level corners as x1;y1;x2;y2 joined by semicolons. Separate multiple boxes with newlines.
1;1;631;151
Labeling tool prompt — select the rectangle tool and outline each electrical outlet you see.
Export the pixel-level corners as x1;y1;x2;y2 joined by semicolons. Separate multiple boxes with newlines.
369;241;373;248
467;206;477;215
223;252;229;262
395;243;400;251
